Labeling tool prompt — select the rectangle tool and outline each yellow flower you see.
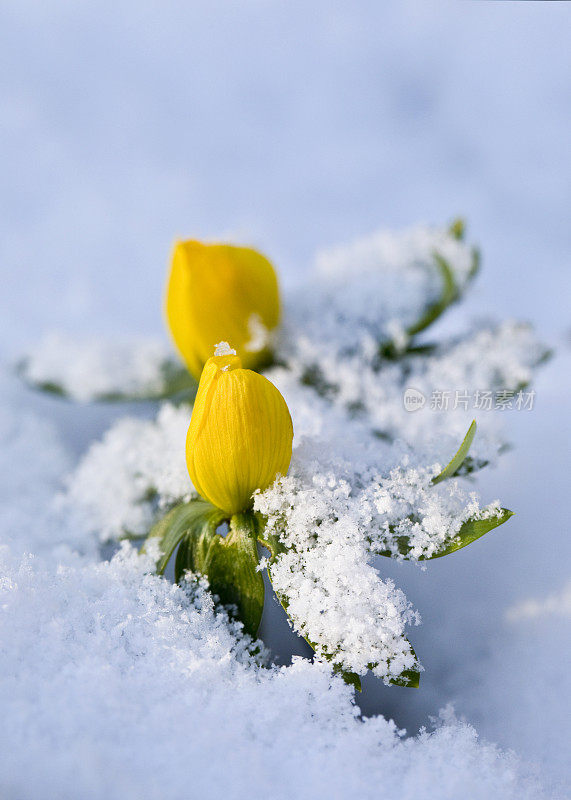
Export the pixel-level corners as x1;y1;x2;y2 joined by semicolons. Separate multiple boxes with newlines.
165;240;280;380
186;344;293;516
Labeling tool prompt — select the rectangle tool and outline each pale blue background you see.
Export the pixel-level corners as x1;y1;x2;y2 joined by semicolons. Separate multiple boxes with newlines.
1;0;569;349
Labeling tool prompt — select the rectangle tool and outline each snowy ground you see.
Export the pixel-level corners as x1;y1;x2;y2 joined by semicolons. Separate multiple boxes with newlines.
1;2;570;799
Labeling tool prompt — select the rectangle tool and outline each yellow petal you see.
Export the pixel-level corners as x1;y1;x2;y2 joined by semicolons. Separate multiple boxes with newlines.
165;241;280;380
186;351;293;515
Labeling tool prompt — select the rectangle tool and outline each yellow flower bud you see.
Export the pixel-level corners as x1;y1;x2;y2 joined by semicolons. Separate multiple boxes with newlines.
186;344;293;516
165;240;280;380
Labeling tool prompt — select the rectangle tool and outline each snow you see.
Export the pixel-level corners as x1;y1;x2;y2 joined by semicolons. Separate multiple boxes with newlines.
1;543;548;800
278;313;547;451
1;247;558;796
214;341;236;357
20;333;172;402
1;1;570;797
309;223;475;344
60;403;194;544
0;390;548;800
2;243;560;794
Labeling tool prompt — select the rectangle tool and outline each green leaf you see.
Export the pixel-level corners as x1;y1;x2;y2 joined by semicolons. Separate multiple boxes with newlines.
447;218;480;277
194;512;265;638
174;533;194;583
17;357;197;404
403;342;439;357
449;217;465;240
469;245;481;279
406;252;458;337
300;365;338;399
389;639;420;688
257;521;287;561
432;419;477;485
378;507;514;560
261;528;415;691
380;223;480;356
428;508;514;559
144;504;264;637
376;420;512;561
453;455;490;478
389;668;420;689
21;377;67;398
97;361;197;404
332;665;362;692
142;500;224;575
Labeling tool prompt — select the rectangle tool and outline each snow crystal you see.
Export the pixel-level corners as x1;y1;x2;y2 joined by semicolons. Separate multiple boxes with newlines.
214;340;237;357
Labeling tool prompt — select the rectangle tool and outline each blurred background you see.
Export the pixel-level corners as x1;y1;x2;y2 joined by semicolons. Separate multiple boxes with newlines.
1;0;569;791
1;0;569;347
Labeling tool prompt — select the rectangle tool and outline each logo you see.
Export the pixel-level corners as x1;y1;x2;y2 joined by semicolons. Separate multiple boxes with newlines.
403;387;426;412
